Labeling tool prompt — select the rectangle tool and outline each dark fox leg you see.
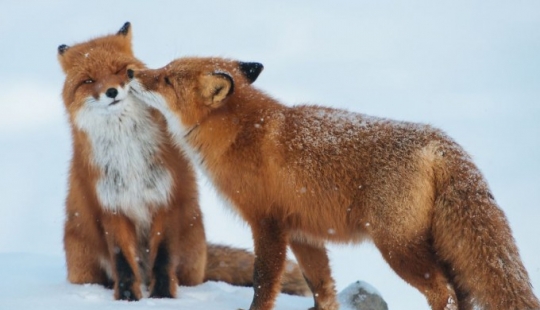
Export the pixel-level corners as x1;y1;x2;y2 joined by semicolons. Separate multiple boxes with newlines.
289;240;338;310
248;218;288;310
150;242;174;298
102;213;142;301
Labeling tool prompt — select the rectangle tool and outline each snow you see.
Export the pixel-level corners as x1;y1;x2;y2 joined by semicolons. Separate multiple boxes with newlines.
1;1;539;309
0;253;386;310
0;253;313;310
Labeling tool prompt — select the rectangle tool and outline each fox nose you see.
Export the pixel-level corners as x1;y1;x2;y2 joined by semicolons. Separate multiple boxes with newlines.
105;88;118;99
127;69;134;79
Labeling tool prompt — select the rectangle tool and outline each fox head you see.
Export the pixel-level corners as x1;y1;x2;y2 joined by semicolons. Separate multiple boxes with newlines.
58;22;145;125
128;57;263;134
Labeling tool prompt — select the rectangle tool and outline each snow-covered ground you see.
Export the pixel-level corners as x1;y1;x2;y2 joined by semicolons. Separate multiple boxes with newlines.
0;253;384;310
1;1;539;309
0;253;314;310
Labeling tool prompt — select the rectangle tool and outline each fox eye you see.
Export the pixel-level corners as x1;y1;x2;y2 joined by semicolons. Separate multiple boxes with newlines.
164;76;172;86
84;79;94;84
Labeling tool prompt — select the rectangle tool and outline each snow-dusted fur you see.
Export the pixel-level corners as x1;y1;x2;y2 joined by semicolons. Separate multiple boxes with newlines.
130;57;540;310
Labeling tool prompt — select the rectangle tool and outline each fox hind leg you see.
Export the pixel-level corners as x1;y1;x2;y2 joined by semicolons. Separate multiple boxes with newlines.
289;240;338;310
173;208;207;287
64;209;112;287
64;231;111;286
373;234;459;310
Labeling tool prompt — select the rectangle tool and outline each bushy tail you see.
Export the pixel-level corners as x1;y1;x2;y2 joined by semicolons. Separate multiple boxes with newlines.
204;244;311;296
432;153;539;309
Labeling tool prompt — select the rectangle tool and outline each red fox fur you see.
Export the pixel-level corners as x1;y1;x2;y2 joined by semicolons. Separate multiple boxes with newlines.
57;23;309;301
129;57;540;310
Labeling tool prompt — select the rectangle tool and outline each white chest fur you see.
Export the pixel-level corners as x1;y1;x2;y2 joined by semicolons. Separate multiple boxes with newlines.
75;95;173;227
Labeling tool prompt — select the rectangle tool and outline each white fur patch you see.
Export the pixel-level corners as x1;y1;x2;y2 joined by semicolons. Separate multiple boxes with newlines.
129;80;204;171
75;85;173;228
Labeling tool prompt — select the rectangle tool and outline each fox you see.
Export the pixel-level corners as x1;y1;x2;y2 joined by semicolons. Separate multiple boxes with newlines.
57;22;309;301
128;56;540;310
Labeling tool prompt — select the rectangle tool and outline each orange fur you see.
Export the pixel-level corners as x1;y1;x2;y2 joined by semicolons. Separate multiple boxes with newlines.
130;57;540;310
58;23;309;300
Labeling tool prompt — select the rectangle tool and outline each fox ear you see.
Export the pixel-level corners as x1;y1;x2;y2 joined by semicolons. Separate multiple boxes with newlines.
239;62;263;84
117;22;131;36
200;72;234;108
58;44;69;55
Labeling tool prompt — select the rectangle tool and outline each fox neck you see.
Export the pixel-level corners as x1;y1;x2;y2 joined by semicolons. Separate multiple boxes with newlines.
159;105;239;181
170;90;284;179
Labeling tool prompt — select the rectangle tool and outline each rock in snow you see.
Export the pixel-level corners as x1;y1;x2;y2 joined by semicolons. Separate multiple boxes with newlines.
338;280;388;310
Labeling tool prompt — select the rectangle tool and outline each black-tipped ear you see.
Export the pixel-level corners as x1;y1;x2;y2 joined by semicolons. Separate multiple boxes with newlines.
239;62;263;84
117;22;131;36
58;44;69;55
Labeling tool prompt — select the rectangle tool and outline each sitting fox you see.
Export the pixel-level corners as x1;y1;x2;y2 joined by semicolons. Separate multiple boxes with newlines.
128;57;539;310
57;23;309;301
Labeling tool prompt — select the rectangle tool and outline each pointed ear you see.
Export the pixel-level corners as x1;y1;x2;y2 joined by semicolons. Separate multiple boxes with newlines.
58;44;69;55
200;72;234;108
117;22;131;37
239;62;263;83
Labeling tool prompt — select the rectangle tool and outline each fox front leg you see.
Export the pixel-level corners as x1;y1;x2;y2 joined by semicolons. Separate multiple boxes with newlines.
247;218;288;310
102;213;142;301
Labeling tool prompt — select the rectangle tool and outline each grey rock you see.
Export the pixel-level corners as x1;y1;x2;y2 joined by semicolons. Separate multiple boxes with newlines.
337;280;388;310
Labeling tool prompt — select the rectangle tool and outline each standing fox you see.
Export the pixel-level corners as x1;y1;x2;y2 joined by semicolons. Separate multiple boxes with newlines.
129;57;540;310
57;23;309;301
